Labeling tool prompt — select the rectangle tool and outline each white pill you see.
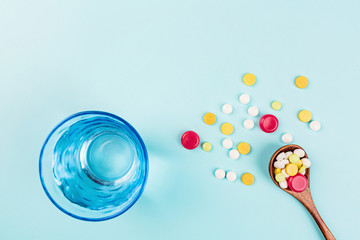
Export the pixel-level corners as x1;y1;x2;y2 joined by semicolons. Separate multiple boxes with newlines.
248;106;259;117
282;159;290;165
279;180;288;189
276;152;286;161
310;120;321;131
222;138;233;149
301;158;311;168
229;149;240;160
226;171;237;182
222;103;233;114
215;169;226;179
281;133;293;144
239;94;251;104
281;169;289;178
274;160;285;169
294;149;305;158
243;119;255;129
285;151;293;159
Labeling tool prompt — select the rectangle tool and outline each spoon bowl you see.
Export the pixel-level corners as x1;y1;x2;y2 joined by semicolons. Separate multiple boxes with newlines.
269;144;335;240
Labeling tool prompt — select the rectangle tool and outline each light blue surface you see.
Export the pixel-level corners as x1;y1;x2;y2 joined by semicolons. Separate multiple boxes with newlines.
1;0;359;239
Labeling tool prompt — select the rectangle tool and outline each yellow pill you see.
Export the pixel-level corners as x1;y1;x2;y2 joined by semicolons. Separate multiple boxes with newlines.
274;168;282;175
243;73;256;86
295;76;309;89
202;142;212;152
237;142;251;155
220;123;234;135
298;110;312;123
285;163;298;176
299;165;306;174
203;112;216;125
271;101;282;111
242;173;255;185
296;160;303;168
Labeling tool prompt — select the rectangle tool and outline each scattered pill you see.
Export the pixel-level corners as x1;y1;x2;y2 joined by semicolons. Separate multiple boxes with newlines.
294;149;305;158
295;76;309;89
309;120;321;131
239;94;251;104
279;180;288;189
301;158;311;168
281;133;293;144
243;119;255;130
275;173;286;183
274;161;285;169
289;154;300;164
285;163;298;176
237;142;251;155
274;168;282;175
203;112;216;125
298;110;312;123
226;171;237;182
288;174;308;192
222;138;233;149
271;101;282;111
202;142;212;152
221;123;234;135
299;165;306;174
248;106;259;117
242;173;255;185
222;104;233;114
181;131;200;150
215;169;226;179
259;114;279;133
281;169;289;178
243;73;256;86
276;152;286;161
229;149;240;160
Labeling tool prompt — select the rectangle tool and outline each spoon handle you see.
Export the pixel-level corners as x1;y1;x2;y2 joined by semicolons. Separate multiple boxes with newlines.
300;190;335;240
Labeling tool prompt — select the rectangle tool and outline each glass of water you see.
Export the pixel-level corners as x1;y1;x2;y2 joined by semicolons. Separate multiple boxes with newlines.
39;111;148;221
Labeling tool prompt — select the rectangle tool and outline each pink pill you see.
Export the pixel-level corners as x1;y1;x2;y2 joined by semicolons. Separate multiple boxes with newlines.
259;114;279;133
288;174;308;193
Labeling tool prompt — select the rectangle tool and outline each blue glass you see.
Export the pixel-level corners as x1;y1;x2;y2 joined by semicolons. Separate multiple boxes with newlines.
39;111;148;221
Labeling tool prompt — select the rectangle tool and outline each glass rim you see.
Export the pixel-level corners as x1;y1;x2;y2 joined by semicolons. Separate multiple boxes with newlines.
39;111;148;221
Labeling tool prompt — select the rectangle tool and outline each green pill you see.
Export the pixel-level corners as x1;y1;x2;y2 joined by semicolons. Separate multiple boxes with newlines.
289;154;300;164
299;165;306;173
275;173;286;183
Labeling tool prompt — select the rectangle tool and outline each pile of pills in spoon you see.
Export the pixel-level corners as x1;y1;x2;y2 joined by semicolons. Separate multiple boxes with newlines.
273;148;311;192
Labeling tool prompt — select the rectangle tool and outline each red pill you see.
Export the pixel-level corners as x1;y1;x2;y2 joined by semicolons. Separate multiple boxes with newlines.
181;131;200;150
259;114;279;133
288;174;308;193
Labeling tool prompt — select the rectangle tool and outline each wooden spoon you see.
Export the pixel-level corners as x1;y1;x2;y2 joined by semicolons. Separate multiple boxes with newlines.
269;144;335;240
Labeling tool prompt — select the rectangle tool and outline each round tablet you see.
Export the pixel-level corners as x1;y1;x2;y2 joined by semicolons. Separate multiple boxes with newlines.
243;73;256;86
242;173;255;185
295;76;309;89
281;133;293;144
202;142;212;152
243;119;255;130
279;180;288;189
294;149;305;158
275;173;286;183
274;168;282;175
222;138;233;149
215;169;226;179
301;158;311;168
288;174;308;192
237;142;251;155
271;101;282;111
259;114;279;133
226;171;237;182
298;110;312;123
239;94;251;104
299;165;306;174
289;154;300;164
309;120;321;131
229;149;240;160
222;104;233;114
181;131;200;150
221;123;234;135
285;163;298;176
274;161;285;169
203;112;216;125
276;152;286;161
248;106;259;117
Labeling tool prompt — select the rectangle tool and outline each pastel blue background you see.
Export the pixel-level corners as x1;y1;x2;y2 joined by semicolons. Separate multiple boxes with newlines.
1;0;359;239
